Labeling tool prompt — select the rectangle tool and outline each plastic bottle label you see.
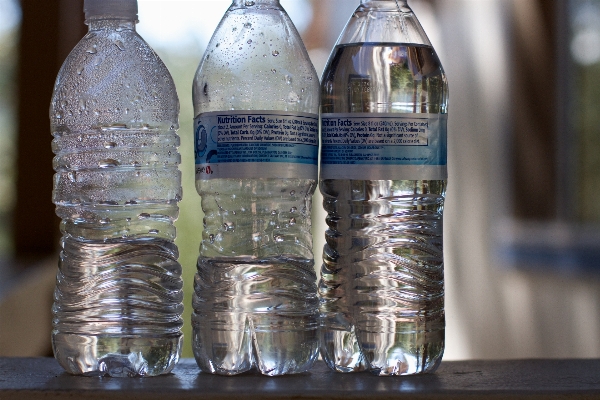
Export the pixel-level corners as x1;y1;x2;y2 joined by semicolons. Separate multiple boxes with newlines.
320;113;448;180
195;111;318;180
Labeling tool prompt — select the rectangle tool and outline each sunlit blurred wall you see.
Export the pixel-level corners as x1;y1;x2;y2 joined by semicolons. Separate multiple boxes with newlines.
438;0;600;361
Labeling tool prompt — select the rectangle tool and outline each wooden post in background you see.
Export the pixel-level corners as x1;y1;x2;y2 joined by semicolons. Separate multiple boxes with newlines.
14;0;85;262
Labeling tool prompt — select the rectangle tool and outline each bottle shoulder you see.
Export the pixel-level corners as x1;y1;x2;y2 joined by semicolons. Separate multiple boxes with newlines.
337;6;432;47
192;8;319;115
51;29;179;132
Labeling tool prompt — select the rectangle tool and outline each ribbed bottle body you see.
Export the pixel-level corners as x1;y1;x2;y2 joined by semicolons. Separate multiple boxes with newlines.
191;0;321;376
319;4;449;376
50;18;183;377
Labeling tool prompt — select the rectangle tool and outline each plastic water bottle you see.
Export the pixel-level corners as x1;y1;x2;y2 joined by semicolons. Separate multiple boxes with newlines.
49;0;183;377
318;0;448;376
191;0;320;376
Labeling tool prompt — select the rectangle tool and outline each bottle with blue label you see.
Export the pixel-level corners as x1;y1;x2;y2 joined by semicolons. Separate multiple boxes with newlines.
191;0;320;376
319;0;448;375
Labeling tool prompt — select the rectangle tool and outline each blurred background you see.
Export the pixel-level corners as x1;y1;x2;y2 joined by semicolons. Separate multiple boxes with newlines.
2;0;600;361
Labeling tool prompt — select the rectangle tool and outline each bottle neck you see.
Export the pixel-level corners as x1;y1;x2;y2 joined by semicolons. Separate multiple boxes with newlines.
231;0;282;9
87;19;137;32
361;0;407;3
359;0;412;12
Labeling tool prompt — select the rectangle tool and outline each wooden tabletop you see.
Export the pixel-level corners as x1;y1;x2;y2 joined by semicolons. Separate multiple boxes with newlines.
2;357;600;399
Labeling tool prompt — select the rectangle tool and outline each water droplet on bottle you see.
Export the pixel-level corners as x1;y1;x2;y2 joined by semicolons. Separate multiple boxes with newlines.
138;213;150;219
55;111;63;119
77;135;83;142
223;222;235;231
104;141;117;149
114;40;125;51
216;43;220;48
245;0;255;6
98;159;120;168
209;234;215;243
86;45;97;54
290;206;297;213
149;229;159;234
271;68;276;73
247;39;252;44
100;218;110;224
244;22;252;29
203;83;208;96
271;210;278;215
290;190;296;196
289;218;296;225
60;100;68;107
274;235;284;242
285;75;292;85
272;50;279;57
67;171;77;182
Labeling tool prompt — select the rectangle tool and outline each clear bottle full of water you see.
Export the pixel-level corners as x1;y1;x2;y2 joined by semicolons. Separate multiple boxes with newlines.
191;0;320;376
319;0;448;376
49;0;183;377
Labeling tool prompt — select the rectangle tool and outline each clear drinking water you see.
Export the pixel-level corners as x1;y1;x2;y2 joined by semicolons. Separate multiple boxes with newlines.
318;3;449;376
50;0;183;377
191;0;320;376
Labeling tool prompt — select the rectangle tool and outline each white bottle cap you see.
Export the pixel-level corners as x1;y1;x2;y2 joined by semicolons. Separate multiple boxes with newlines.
84;0;138;20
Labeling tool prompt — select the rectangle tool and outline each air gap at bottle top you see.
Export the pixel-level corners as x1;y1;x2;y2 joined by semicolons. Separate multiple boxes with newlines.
192;0;321;376
319;0;448;376
50;0;183;377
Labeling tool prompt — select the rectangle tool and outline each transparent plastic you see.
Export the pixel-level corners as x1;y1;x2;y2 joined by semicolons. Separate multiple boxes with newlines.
84;0;137;21
49;13;183;377
191;0;320;376
319;0;448;376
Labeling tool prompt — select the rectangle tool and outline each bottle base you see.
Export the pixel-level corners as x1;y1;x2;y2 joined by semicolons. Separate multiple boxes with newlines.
320;326;444;376
52;333;182;377
192;312;319;376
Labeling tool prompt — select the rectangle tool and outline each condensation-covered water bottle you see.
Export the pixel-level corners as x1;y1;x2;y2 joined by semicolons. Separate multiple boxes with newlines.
319;0;448;376
50;0;183;377
191;0;320;376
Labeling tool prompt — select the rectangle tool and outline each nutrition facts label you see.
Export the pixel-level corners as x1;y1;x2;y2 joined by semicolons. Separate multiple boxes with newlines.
195;111;318;180
320;113;448;180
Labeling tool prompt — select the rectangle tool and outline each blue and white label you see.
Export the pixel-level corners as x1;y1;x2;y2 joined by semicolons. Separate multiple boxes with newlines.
195;111;318;180
320;113;448;180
